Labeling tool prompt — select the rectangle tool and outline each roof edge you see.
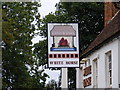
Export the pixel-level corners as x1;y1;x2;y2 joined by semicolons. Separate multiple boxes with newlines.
81;10;120;58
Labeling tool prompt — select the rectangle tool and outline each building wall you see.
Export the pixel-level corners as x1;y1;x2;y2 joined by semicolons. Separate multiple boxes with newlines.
118;37;120;88
80;38;119;88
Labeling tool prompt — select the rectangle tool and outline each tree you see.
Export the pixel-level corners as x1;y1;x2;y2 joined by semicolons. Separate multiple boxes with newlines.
2;2;48;88
41;2;104;51
55;2;104;88
37;2;104;88
46;79;57;88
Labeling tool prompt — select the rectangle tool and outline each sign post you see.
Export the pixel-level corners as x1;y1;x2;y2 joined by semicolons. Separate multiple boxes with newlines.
61;68;68;88
47;23;80;88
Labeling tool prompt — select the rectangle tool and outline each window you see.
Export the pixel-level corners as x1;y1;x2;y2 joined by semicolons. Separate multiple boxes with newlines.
93;59;98;88
88;59;90;65
105;51;112;88
84;61;87;67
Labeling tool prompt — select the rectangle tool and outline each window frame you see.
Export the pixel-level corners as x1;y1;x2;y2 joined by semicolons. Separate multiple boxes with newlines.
93;58;98;88
105;51;112;88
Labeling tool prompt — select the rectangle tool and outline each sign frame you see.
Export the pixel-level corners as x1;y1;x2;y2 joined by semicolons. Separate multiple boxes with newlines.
47;23;80;68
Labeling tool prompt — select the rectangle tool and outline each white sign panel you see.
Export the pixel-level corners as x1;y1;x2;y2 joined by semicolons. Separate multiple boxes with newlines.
48;23;80;68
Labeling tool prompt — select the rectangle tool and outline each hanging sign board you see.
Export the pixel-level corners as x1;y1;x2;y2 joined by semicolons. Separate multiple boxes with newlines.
48;23;80;68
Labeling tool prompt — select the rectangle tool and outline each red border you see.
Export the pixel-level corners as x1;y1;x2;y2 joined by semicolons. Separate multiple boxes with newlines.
48;54;79;58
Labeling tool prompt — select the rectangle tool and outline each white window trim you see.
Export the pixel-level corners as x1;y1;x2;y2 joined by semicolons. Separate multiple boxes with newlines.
93;58;98;88
105;51;112;88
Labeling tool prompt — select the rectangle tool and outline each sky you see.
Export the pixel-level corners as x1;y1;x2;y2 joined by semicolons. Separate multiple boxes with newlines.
32;0;60;43
39;0;60;18
32;0;60;84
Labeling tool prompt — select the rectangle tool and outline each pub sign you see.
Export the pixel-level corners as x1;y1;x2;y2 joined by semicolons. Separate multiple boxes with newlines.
48;23;80;68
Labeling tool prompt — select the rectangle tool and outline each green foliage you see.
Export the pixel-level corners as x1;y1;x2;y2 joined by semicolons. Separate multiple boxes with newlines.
41;2;104;51
37;2;104;88
2;2;49;89
33;40;47;66
46;79;57;88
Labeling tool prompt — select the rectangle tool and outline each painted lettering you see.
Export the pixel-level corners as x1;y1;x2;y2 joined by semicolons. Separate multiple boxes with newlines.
66;61;78;64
